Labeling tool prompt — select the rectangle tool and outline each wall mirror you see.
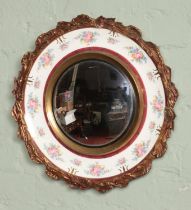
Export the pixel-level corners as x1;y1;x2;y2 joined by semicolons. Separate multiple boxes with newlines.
12;15;178;192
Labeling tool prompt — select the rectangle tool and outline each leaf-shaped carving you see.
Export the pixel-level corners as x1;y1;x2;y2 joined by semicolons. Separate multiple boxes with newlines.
12;15;178;192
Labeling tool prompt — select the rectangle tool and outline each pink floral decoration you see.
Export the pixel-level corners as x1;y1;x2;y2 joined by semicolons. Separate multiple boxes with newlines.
126;46;147;63
27;93;39;117
86;162;109;177
132;140;150;160
38;49;54;69
149;121;156;132
75;31;99;45
44;143;63;161
151;91;164;117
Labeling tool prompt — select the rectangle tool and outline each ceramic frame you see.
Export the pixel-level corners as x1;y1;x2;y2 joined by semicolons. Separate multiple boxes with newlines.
12;15;178;192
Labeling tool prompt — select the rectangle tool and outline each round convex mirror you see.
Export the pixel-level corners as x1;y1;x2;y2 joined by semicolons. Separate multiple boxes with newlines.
53;59;137;147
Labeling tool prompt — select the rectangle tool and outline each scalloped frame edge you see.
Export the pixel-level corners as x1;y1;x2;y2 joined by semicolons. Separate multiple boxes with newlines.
12;14;178;192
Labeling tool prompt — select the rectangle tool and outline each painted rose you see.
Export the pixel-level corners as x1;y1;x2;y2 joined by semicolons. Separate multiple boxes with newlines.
132;140;150;160
48;146;59;157
90;164;104;176
75;31;99;45
151;92;164;117
27;93;39;116
149;121;156;130
38;49;54;69
126;46;147;63
44;144;63;160
29;99;37;110
86;163;109;177
84;32;93;41
152;97;163;111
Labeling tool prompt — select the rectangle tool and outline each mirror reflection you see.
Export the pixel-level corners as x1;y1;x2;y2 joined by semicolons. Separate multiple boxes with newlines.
53;59;137;147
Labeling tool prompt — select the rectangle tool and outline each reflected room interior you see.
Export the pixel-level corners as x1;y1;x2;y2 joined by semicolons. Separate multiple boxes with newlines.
53;59;137;147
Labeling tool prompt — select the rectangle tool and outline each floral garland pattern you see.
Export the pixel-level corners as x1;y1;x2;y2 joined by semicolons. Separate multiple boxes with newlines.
132;140;150;161
151;91;164;117
75;31;99;45
38;49;54;69
27;93;40;117
85;162;110;177
126;46;147;64
44;143;64;162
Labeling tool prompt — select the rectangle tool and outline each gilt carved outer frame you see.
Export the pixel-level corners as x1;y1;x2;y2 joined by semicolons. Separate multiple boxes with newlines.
12;15;178;192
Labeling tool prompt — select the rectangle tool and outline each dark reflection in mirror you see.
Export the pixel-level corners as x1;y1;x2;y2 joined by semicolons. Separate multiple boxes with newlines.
53;59;137;147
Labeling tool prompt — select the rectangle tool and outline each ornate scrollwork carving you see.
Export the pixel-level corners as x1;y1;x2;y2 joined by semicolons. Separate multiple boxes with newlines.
12;15;178;192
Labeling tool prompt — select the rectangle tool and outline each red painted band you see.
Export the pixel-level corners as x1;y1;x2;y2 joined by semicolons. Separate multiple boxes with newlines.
43;47;147;159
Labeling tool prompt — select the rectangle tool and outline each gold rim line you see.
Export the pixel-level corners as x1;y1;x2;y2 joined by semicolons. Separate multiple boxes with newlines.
44;50;146;156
